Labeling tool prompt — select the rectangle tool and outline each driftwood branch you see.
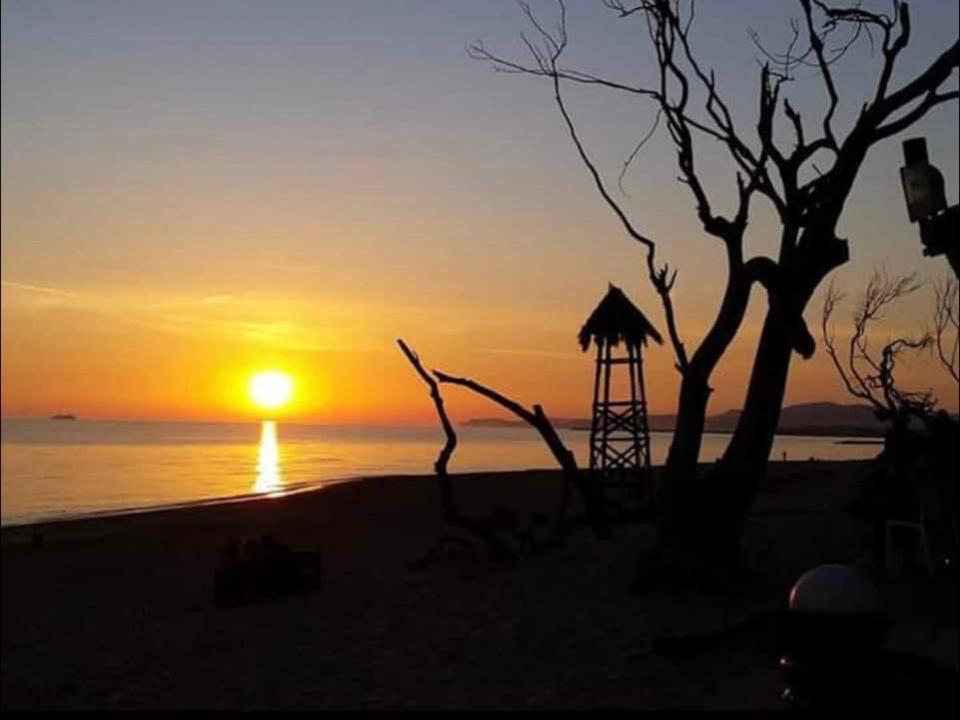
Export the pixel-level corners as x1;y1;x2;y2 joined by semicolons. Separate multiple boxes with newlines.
397;339;511;563
397;339;457;478
433;370;610;539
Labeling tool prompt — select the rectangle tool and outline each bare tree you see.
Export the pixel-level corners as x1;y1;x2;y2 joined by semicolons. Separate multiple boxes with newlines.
821;272;936;425
932;277;960;383
472;0;958;570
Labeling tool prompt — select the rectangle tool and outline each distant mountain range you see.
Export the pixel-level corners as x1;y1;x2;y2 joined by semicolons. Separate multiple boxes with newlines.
465;402;890;437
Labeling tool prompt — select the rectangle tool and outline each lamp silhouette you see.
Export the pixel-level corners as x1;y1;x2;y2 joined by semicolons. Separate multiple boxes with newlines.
900;138;959;278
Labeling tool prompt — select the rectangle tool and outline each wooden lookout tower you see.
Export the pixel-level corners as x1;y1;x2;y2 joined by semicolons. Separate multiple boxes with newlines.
579;285;662;515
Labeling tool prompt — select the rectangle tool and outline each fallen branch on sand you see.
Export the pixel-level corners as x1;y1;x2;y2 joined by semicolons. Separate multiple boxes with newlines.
398;338;610;569
432;371;609;539
397;339;513;564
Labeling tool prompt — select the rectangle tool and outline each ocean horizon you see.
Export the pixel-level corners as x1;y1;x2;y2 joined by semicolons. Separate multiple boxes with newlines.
0;418;882;527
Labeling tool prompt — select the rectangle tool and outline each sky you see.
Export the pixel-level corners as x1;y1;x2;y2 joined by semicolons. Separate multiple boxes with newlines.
1;0;958;424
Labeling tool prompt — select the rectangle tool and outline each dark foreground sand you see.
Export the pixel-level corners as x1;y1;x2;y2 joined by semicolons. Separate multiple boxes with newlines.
2;461;956;710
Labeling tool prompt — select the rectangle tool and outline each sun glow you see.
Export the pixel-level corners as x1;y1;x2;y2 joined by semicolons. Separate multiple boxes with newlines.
249;371;294;412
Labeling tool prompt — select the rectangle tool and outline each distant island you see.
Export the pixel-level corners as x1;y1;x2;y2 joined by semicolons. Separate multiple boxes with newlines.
50;413;77;421
465;402;893;438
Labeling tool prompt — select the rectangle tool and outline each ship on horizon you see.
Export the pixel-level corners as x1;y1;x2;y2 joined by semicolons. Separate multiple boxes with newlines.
50;413;77;421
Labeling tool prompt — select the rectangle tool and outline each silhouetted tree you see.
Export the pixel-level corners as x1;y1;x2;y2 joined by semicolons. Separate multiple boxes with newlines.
821;271;936;427
822;274;959;569
472;0;958;573
933;277;960;383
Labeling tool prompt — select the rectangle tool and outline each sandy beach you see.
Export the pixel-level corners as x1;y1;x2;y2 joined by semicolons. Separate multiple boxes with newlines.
2;461;957;710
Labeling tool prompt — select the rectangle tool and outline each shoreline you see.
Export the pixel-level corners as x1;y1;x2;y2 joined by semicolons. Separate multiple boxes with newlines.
2;457;876;532
0;475;366;531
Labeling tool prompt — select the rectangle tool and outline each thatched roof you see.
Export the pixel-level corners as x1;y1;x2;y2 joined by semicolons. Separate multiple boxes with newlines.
578;284;664;351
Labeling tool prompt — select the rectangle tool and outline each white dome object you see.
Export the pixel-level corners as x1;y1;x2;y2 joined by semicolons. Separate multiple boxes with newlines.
789;564;878;615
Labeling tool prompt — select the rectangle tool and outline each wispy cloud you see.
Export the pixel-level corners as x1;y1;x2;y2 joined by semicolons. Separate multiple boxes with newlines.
1;280;85;311
0;280;77;297
2;280;384;353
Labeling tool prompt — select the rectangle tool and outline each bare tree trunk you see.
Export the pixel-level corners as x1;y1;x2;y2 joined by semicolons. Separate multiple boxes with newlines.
651;296;811;574
639;301;808;578
653;267;757;570
665;376;712;482
714;305;797;554
656;374;711;550
707;232;849;561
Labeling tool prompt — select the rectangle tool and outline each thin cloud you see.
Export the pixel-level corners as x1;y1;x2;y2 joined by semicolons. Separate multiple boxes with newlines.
0;280;77;297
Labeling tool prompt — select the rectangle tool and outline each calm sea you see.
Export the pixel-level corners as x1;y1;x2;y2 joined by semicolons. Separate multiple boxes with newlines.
0;419;881;526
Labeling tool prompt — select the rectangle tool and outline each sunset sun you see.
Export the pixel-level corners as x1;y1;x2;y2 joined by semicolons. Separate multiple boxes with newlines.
249;371;294;411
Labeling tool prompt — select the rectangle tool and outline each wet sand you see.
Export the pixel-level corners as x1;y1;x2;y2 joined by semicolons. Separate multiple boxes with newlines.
2;461;956;709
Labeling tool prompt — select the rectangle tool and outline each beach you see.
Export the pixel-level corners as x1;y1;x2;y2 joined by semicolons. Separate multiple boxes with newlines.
2;461;957;710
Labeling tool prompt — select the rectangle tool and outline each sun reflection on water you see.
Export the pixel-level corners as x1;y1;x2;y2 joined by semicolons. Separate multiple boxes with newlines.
255;421;283;495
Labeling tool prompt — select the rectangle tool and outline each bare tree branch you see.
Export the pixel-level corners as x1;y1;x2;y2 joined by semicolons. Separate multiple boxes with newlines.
871;38;959;123
813;0;906;105
822;283;878;407
800;0;841;150
821;272;936;422
933;277;960;383
472;2;693;372
397;340;458;479
618;108;662;196
551;68;691;371
874;89;960;141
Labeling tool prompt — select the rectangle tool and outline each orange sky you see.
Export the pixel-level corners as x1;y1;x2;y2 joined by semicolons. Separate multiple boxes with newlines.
2;0;957;424
2;267;956;424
